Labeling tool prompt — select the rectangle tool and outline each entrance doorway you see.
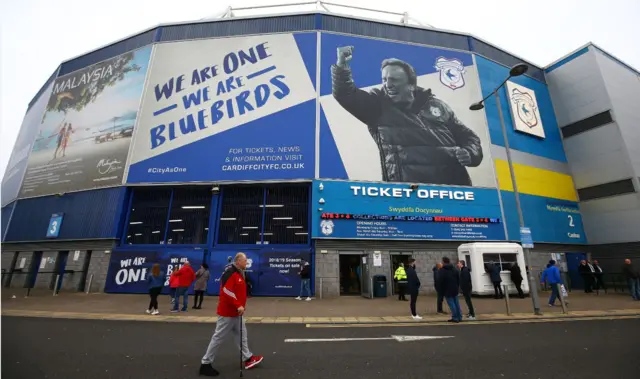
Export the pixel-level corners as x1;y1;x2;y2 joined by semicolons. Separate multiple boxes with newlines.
339;254;362;296
390;252;412;295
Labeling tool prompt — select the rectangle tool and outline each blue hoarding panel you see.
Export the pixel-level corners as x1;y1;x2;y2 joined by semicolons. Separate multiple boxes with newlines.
311;180;505;241
501;191;587;244
208;250;311;297
126;33;317;184
104;250;206;294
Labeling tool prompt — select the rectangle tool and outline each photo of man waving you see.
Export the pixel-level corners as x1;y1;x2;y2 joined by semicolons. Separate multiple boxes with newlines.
331;45;483;186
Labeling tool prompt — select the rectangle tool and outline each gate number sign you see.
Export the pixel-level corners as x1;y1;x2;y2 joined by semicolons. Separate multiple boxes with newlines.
46;213;64;238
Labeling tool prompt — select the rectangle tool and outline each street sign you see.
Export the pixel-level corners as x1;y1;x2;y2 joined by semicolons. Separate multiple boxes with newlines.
520;226;534;248
284;335;454;343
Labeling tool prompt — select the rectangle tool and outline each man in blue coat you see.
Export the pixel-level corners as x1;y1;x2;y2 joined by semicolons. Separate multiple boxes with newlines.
541;260;563;306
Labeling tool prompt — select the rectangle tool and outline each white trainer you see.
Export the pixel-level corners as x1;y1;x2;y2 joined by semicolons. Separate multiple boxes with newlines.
412;315;423;320
295;297;302;300
152;310;160;315
305;297;312;301
145;309;151;314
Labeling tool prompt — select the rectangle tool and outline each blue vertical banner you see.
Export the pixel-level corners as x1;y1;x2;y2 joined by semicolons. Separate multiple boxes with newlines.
104;250;205;294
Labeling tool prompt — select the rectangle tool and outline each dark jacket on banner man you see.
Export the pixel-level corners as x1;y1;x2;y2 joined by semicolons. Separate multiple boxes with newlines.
331;47;483;185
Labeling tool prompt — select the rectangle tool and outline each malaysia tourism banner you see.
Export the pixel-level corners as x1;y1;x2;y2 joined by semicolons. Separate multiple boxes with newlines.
19;46;152;198
317;33;496;188
1;83;53;206
104;250;205;294
311;180;506;241
125;33;317;184
207;250;311;297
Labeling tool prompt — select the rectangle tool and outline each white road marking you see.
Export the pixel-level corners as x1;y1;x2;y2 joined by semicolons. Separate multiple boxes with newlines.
284;335;454;343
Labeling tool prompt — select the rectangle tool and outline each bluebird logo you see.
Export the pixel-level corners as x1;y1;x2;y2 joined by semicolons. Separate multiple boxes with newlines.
320;220;335;236
434;57;466;90
510;88;538;128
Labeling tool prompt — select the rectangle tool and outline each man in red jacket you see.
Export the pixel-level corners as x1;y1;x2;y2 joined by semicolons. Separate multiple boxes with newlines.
200;253;263;377
172;261;196;312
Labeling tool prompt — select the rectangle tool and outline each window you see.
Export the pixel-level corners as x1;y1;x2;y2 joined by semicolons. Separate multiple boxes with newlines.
483;253;518;271
263;186;309;245
165;187;211;245
217;187;264;245
125;189;172;245
216;185;310;245
577;179;636;201
561;110;613;138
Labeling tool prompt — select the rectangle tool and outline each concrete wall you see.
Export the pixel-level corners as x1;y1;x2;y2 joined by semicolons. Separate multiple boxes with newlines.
33;251;58;290
86;250;112;293
60;250;90;291
594;48;640;178
9;252;36;289
1;251;19;287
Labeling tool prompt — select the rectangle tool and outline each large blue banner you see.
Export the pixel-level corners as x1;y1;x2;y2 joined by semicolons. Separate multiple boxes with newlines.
207;250;311;297
104;250;205;294
312;180;505;241
126;33;318;184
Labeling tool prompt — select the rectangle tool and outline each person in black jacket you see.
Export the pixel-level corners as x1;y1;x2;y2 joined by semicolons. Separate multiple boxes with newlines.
432;263;445;314
622;259;640;300
509;263;525;298
578;260;594;293
296;260;312;301
485;261;503;299
332;46;483;185
405;258;422;320
457;260;475;320
438;257;462;323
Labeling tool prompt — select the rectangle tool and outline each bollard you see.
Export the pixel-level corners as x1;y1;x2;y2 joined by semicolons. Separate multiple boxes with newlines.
557;283;568;314
370;277;373;299
25;287;31;298
86;274;94;294
319;277;323;299
503;284;511;316
53;275;60;296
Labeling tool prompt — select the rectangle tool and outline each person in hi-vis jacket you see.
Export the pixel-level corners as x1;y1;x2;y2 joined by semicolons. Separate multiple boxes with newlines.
331;46;483;186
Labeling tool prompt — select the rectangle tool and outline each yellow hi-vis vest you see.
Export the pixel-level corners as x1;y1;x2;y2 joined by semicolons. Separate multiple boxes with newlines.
394;266;408;282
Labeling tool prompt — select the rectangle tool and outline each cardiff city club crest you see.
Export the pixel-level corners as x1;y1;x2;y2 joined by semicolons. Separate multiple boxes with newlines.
510;88;538;128
320;220;335;236
434;57;466;90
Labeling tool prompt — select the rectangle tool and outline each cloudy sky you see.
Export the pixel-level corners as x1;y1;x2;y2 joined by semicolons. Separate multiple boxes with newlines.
1;0;639;182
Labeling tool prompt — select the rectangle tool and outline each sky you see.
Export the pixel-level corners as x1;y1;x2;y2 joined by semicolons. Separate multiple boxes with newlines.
1;0;639;182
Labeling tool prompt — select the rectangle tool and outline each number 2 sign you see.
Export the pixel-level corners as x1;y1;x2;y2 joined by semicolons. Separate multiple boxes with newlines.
46;213;64;238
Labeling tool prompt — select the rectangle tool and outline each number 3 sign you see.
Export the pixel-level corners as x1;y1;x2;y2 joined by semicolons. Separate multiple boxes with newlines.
46;213;64;238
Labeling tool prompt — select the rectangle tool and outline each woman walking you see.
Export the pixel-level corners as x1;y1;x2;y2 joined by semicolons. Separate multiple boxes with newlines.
193;263;210;309
146;264;164;315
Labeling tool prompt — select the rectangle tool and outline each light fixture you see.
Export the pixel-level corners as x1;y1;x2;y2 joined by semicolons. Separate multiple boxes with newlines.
220;217;237;221
130;221;143;225
172;229;185;232
261;232;273;236
182;205;206;209
240;233;249;236
242;226;258;229
169;219;182;223
286;226;303;229
509;63;529;77
295;232;308;235
469;102;484;111
205;228;209;231
152;231;161;234
135;233;142;236
273;217;293;220
259;204;284;208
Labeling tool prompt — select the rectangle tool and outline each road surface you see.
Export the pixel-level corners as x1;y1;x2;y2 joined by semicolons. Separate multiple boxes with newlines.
2;316;638;378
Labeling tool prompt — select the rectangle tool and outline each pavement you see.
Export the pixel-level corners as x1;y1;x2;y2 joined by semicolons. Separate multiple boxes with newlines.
1;289;639;324
2;316;639;378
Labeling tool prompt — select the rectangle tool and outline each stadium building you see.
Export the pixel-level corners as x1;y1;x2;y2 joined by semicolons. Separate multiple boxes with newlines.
2;2;639;298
